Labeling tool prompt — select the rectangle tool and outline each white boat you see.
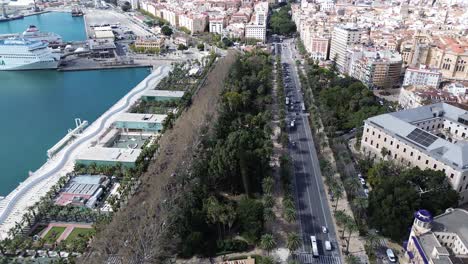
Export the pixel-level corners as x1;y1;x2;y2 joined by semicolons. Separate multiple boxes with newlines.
21;25;62;44
0;38;61;70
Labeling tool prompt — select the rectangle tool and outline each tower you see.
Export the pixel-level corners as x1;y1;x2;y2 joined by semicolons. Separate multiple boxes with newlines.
411;209;433;236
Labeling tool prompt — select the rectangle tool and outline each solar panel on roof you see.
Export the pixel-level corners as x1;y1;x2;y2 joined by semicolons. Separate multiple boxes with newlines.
406;128;438;148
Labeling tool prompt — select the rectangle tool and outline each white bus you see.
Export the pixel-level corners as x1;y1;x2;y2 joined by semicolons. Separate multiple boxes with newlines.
310;236;319;257
301;102;306;112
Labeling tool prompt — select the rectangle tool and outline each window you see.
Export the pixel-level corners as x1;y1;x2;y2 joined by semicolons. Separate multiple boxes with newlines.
376;144;379;148
451;173;454;179
372;131;375;135
442;169;446;173
425;160;429;165
366;128;369;132
384;138;387;142
410;152;413;156
378;134;381;139
390;141;393;145
433;164;437;169
418;156;421;160
365;137;368;142
397;144;400;149
403;148;406;153
394;154;397;159
464;176;466;181
371;140;373;145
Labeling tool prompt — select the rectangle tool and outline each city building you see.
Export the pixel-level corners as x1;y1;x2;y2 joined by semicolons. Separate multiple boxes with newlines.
403;65;443;88
178;13;207;34
361;103;468;204
399;86;458;109
114;113;167;132
329;24;365;72
134;37;166;50
445;82;467;97
348;49;403;89
141;90;185;102
209;17;225;34
405;208;468;264
55;175;109;208
76;147;142;168
245;24;266;42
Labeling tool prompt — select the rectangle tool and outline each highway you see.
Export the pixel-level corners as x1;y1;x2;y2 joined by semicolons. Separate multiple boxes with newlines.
0;66;170;230
278;39;341;264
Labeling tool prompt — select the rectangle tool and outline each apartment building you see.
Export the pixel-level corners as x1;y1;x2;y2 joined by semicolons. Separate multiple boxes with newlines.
349;49;403;89
399;86;458;109
403;65;443;88
209;17;225;34
329;24;365;72
179;13;207;34
406;208;468;264
361;103;468;204
134;37;166;49
161;8;180;27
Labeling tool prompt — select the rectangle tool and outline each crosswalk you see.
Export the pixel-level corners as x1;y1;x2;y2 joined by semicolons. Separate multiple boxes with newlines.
294;253;341;264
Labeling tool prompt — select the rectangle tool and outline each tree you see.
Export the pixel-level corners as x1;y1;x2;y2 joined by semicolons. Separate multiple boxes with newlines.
365;231;381;251
197;43;204;51
345;219;358;254
260;234;276;255
334;210;348;239
161;25;173;36
286;232;301;252
262;177;274;194
177;44;187;50
346;254;361;264
121;1;131;12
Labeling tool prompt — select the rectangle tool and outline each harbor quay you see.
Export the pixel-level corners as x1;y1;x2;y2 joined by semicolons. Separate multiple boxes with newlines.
0;65;171;239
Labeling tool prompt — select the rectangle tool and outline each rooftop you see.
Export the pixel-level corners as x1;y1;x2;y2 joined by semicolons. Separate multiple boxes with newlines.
141;90;185;98
76;147;142;164
115;113;167;124
432;208;468;251
366;103;468;170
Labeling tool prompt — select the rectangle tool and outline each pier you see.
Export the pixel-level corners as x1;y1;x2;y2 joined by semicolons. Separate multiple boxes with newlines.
47;118;88;159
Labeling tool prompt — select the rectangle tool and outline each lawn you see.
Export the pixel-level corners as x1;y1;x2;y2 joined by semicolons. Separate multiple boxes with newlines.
43;226;66;243
64;227;95;241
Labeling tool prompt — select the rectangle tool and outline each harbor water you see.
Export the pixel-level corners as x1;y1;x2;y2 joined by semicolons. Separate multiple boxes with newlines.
0;12;86;41
0;13;150;195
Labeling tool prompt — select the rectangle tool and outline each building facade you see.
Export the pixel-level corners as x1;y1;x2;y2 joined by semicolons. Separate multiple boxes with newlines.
329;24;364;72
406;208;468;264
403;65;443;88
361;103;468;204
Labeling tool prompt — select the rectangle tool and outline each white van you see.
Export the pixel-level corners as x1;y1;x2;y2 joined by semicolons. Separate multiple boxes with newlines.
325;241;332;251
386;248;397;263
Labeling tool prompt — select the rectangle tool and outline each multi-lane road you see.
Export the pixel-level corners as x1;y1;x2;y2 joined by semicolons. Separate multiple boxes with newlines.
276;39;341;264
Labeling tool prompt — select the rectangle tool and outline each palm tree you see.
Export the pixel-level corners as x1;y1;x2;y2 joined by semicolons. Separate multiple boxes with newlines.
260;234;276;255
345;219;358;254
345;254;361;264
331;183;343;212
284;207;296;223
365;231;381;251
344;177;361;197
263;194;274;208
334;210;348;239
286;232;301;252
352;197;368;219
262;177;274;194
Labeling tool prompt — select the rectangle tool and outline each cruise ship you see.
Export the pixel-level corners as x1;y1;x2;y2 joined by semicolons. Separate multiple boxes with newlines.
0;38;61;70
21;25;62;44
0;25;62;45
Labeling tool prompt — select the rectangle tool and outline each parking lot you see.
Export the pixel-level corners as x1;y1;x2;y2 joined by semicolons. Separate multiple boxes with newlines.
85;8;151;37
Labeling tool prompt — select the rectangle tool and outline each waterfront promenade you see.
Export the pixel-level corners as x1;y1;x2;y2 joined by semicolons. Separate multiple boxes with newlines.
0;65;171;239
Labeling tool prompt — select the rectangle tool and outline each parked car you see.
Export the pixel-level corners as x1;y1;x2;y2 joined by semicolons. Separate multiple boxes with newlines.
325;241;332;251
386;248;397;263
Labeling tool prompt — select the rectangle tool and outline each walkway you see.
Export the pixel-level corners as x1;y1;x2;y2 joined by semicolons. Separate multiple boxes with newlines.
40;222;93;242
0;66;171;239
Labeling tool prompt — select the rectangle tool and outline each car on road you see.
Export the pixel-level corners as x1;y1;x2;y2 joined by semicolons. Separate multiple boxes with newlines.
325;240;332;251
322;226;328;233
291;141;297;148
386;248;397;263
290;120;295;128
